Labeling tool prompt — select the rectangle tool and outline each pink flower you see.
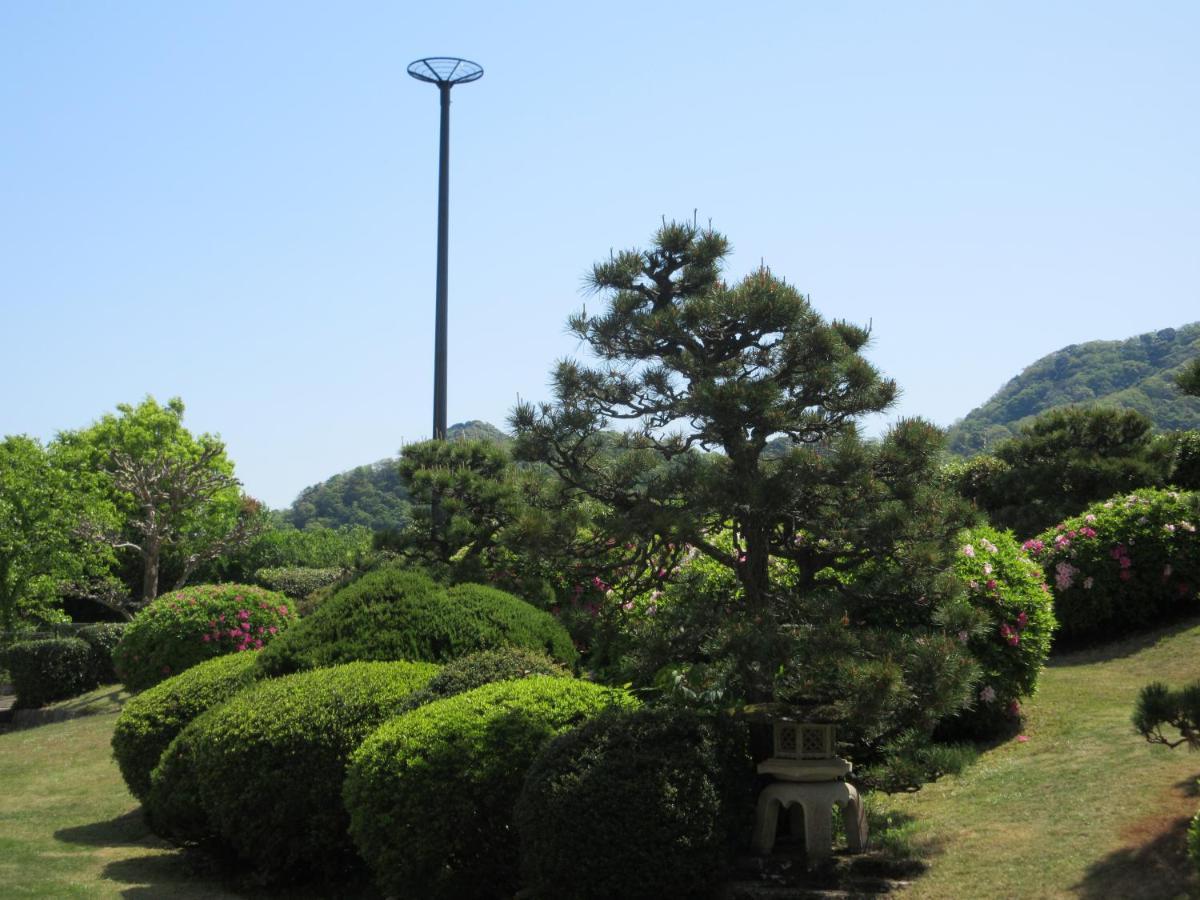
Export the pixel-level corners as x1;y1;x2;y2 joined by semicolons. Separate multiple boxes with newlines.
1016;611;1028;629
277;606;289;616
1085;514;1097;523
1120;569;1133;581
1119;556;1132;569
1017;735;1029;743
1008;700;1022;716
201;634;211;643
268;626;278;635
1022;539;1045;556
983;562;993;576
986;579;998;591
1083;576;1094;589
980;685;996;703
1079;527;1097;539
961;544;976;558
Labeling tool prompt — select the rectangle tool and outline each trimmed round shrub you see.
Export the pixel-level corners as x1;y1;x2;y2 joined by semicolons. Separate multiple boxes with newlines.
4;638;99;707
946;525;1056;735
516;707;755;900
78;623;127;684
111;651;261;801
253;565;347;599
344;676;638;900
152;660;439;883
256;564;576;677
1027;489;1200;643
400;645;568;711
143;718;214;846
114;584;296;691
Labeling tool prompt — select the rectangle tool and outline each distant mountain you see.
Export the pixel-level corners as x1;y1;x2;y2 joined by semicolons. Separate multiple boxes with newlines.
283;421;511;529
945;323;1200;456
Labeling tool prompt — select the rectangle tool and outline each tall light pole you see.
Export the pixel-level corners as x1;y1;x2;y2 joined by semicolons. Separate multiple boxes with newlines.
407;57;483;443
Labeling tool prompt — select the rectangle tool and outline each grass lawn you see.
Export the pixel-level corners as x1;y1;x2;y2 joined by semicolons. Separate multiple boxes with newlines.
3;620;1200;898
877;615;1200;899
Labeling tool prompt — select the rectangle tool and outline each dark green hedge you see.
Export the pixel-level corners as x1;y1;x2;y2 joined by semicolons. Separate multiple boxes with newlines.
111;651;261;801
255;565;576;677
150;660;439;884
252;566;347;599
516;707;755;900
4;638;99;708
78;623;127;684
344;676;637;900
398;646;568;712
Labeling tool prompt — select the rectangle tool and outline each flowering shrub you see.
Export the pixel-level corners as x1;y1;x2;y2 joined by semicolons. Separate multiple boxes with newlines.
111;651;261;801
255;565;576;677
947;526;1056;736
516;707;754;900
344;677;637;900
113;584;295;691
1028;489;1200;642
149;660;438;883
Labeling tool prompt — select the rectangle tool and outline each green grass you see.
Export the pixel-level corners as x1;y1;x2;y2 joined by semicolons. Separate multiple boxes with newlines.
875;616;1200;898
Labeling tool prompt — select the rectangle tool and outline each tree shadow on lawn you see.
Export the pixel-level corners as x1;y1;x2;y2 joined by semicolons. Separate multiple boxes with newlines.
1048;613;1200;668
56;807;377;899
1072;776;1200;899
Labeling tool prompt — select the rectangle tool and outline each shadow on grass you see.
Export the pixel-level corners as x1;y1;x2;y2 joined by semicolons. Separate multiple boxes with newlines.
55;808;149;846
1072;813;1199;899
1049;613;1200;668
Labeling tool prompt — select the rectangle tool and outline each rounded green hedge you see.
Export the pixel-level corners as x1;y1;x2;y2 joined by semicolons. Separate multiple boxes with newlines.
114;584;295;691
399;645;568;712
78;623;127;684
1027;489;1200;642
344;676;637;900
111;651;261;802
516;707;755;900
947;525;1057;735
3;637;98;708
255;565;576;677
152;660;439;883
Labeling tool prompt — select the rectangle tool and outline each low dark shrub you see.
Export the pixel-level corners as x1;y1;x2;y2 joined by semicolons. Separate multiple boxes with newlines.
252;566;347;600
158;660;439;883
344;676;637;900
400;646;568;711
516;707;755;900
111;651;261;801
942;525;1056;736
78;623;127;684
4;638;99;708
114;584;296;691
256;565;576;677
1028;489;1200;643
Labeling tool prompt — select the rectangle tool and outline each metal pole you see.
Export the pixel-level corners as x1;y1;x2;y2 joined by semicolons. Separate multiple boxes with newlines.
433;83;451;442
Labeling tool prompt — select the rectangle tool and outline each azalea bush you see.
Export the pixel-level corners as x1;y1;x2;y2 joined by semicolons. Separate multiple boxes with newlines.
1027;489;1200;642
945;526;1056;736
114;584;295;691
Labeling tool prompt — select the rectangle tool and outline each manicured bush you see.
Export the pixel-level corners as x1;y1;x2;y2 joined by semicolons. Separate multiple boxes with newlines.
252;565;347;599
400;645;568;711
111;651;261;801
78;623;126;683
344;676;637;900
4;638;99;707
516;707;755;900
945;526;1056;736
256;564;576;677
114;584;295;691
1027;489;1200;642
158;660;439;883
143;713;218;846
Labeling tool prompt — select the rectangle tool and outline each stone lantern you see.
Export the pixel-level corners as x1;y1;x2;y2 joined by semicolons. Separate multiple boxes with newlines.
751;717;867;863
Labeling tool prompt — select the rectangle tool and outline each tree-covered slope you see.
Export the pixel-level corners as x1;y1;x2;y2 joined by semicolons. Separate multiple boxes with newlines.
946;323;1200;455
283;421;510;529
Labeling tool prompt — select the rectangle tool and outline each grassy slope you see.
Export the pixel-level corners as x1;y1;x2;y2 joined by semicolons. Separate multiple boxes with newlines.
879;617;1200;899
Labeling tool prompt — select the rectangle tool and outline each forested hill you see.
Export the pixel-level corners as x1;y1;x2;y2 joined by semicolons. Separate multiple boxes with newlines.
283;420;510;529
945;323;1200;456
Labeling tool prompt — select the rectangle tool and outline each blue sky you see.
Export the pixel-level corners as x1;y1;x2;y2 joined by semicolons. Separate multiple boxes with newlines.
3;1;1197;508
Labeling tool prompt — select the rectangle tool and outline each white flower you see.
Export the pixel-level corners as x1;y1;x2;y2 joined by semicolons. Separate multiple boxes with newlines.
980;685;997;703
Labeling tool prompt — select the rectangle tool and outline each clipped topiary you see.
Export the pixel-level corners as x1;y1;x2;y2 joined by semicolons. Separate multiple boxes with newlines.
253;565;347;600
154;660;439;883
114;584;295;691
143;719;214;846
399;645;568;711
78;623;126;683
111;651;261;801
945;525;1056;736
1027;489;1200;643
516;707;755;900
344;676;637;900
3;637;99;707
255;564;576;677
